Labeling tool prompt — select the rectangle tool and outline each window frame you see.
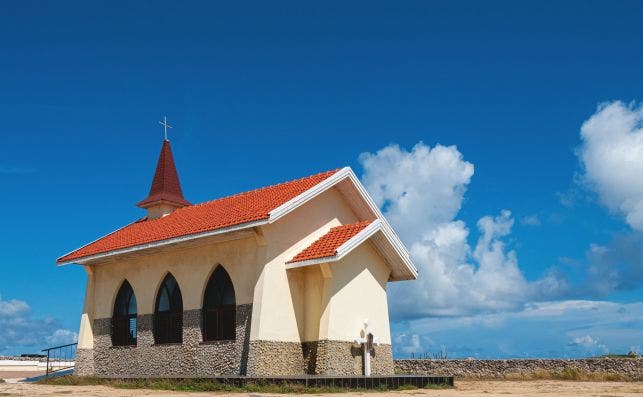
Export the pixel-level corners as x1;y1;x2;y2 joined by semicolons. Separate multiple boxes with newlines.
153;273;184;344
202;266;236;342
112;280;137;347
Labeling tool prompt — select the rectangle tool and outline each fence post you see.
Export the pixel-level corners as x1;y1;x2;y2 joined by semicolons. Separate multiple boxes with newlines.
45;348;51;377
41;342;77;377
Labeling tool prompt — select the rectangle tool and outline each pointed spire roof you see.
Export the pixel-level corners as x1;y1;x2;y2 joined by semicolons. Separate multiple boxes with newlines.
136;140;191;208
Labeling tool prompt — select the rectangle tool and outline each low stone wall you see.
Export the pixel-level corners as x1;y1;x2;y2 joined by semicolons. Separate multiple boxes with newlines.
394;358;643;381
0;356;47;362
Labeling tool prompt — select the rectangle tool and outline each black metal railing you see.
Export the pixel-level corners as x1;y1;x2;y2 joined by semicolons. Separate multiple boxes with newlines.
42;342;77;377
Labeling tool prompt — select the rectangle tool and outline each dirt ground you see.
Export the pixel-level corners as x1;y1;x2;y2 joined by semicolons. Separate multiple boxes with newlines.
0;371;44;379
0;380;642;397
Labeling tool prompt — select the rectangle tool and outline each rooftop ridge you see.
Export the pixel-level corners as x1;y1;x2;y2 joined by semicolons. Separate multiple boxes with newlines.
182;168;341;211
329;220;372;231
57;168;343;264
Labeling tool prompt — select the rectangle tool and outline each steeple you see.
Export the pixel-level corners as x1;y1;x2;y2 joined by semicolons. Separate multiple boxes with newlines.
137;139;190;219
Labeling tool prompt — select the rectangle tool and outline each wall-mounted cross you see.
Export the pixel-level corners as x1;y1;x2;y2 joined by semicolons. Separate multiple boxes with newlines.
354;319;379;376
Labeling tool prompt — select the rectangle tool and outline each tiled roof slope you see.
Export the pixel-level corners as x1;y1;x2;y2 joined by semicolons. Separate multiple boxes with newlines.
58;169;340;263
137;140;190;208
288;220;372;263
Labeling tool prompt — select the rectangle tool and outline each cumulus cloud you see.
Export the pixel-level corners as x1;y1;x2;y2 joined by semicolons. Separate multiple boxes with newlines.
359;143;566;319
569;101;643;296
579;101;643;232
0;295;77;355
569;335;600;347
360;143;474;242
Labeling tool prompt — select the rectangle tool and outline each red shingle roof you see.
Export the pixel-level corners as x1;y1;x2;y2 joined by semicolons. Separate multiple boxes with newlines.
57;169;340;263
137;140;190;208
287;220;372;263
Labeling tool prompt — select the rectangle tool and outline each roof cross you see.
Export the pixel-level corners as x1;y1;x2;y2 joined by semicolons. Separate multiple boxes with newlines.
159;116;172;141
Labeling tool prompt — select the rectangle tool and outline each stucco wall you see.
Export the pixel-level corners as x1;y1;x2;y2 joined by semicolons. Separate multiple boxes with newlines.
77;267;95;349
250;187;362;342
323;243;392;344
91;235;259;319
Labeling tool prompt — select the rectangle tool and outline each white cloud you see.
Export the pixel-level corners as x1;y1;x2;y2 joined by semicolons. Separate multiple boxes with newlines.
569;335;599;347
394;333;423;354
391;300;643;358
45;329;78;346
573;101;643;296
360;143;474;242
579;101;643;232
0;295;77;355
520;214;541;226
0;298;30;317
359;143;566;319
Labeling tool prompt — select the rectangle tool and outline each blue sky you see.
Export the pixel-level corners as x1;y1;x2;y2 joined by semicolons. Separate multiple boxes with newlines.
1;1;641;357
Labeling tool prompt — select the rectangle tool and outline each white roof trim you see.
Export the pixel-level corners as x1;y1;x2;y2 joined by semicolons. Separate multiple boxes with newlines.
59;166;417;278
285;218;417;280
268;167;353;223
271;167;417;277
56;219;268;266
335;219;381;258
285;219;382;270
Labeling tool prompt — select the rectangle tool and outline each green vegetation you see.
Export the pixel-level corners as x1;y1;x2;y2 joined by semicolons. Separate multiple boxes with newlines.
37;375;452;393
0;378;4;383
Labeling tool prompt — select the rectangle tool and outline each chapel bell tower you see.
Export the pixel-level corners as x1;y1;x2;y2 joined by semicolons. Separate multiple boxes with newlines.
136;123;190;219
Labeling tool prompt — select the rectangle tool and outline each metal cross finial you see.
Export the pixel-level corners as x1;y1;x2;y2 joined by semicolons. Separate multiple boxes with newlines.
159;116;172;141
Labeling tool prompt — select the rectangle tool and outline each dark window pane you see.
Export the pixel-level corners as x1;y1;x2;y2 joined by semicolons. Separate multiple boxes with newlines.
203;266;236;341
112;281;137;346
158;288;170;311
127;292;137;315
154;273;183;344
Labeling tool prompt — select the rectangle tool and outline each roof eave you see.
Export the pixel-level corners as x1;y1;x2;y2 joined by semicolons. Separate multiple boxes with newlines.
274;167;417;278
57;166;417;279
56;219;269;266
285;219;418;281
136;196;191;208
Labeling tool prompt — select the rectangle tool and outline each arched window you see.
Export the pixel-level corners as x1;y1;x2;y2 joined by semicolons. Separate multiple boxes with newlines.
154;273;183;344
112;280;137;346
202;266;236;341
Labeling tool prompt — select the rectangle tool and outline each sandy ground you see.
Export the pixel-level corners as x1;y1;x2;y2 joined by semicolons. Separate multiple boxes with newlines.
0;371;44;379
0;380;641;397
